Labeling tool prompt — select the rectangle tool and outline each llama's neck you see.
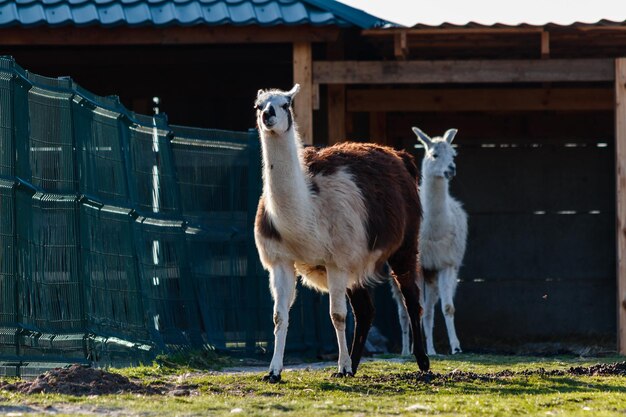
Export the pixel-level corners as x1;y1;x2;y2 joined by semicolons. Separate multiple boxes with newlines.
260;127;312;232
421;176;450;223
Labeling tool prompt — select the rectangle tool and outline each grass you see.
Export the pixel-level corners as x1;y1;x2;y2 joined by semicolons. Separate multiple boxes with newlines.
1;354;626;416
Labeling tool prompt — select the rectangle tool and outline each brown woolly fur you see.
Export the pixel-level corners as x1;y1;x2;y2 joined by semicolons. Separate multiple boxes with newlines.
255;197;281;241
423;267;438;284
303;142;421;253
398;150;419;180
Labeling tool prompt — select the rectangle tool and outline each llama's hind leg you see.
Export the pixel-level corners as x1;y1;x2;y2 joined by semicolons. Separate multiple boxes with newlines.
326;266;352;377
264;262;297;383
439;267;461;354
423;278;440;356
347;287;375;374
389;257;429;372
390;279;411;356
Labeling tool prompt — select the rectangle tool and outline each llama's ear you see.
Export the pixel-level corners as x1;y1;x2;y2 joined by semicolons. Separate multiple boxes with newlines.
412;127;432;148
257;89;264;98
286;84;300;99
444;128;458;144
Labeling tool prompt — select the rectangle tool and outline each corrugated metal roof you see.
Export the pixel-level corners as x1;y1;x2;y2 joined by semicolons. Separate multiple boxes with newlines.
338;0;626;28
0;0;389;29
410;20;626;30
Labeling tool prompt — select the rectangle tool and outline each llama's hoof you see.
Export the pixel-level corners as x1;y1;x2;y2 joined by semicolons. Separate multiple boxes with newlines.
330;370;354;378
421;372;434;384
262;372;281;383
451;347;462;355
417;355;430;372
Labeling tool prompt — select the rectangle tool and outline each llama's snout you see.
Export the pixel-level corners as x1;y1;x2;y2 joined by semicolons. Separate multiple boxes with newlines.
445;163;456;179
262;105;277;127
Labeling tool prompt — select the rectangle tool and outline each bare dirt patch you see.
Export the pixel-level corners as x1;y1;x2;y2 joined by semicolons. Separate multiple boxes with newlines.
0;364;198;396
362;361;626;384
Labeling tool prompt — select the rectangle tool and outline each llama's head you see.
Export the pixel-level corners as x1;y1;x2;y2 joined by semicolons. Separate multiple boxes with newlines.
255;84;300;136
412;127;458;180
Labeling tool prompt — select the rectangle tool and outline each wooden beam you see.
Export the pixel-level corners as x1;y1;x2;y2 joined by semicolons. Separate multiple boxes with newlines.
347;88;613;112
327;84;346;145
394;32;409;60
541;31;550;59
616;57;626;355
313;59;614;84
364;26;626;37
293;42;313;145
363;28;546;36
0;26;340;45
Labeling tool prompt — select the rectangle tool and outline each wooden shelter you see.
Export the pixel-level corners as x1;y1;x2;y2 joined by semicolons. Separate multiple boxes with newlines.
311;22;626;352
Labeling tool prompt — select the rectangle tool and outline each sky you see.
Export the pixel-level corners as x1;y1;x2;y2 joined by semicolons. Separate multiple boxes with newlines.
338;0;626;27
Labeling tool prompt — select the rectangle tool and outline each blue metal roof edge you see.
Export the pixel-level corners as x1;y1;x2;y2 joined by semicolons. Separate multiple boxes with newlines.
0;0;396;30
302;0;401;28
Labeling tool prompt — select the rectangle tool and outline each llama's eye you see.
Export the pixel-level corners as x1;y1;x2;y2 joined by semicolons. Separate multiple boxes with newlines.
432;153;439;159
281;103;289;110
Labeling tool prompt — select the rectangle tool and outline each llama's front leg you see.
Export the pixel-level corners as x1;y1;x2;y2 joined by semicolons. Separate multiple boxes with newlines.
264;262;297;383
439;267;461;354
326;266;352;377
423;279;440;356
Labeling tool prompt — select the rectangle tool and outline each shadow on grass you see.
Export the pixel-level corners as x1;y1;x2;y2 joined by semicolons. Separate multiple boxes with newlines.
429;353;625;367
304;371;626;397
446;376;626;396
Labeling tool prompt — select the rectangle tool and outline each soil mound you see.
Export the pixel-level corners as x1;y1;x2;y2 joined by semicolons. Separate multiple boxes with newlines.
0;364;161;396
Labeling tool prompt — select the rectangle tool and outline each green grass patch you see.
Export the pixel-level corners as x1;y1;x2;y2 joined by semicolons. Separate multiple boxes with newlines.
2;354;626;416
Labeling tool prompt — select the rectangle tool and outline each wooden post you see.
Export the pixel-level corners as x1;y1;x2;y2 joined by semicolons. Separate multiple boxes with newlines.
541;31;550;59
394;32;409;60
293;42;313;144
327;85;346;144
369;112;387;145
616;58;626;354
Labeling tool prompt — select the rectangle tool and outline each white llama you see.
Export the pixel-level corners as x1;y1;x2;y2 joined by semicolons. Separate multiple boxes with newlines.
394;127;468;356
254;85;429;383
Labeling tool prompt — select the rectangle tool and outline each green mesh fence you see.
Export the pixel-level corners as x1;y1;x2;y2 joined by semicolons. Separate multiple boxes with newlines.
0;180;18;357
27;76;76;193
73;96;129;205
127;118;180;216
0;56;338;368
79;201;147;341
0;70;13;178
133;216;202;348
0;57;273;364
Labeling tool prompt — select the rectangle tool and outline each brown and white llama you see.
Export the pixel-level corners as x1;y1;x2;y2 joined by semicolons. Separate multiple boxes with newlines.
253;85;429;382
397;127;468;356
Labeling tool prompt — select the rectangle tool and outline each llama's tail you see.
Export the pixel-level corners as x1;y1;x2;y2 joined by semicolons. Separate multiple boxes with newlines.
397;150;422;216
397;150;418;180
360;261;393;288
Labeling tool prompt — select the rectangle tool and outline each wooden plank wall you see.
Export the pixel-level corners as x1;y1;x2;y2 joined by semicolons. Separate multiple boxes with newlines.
3;45;294;130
